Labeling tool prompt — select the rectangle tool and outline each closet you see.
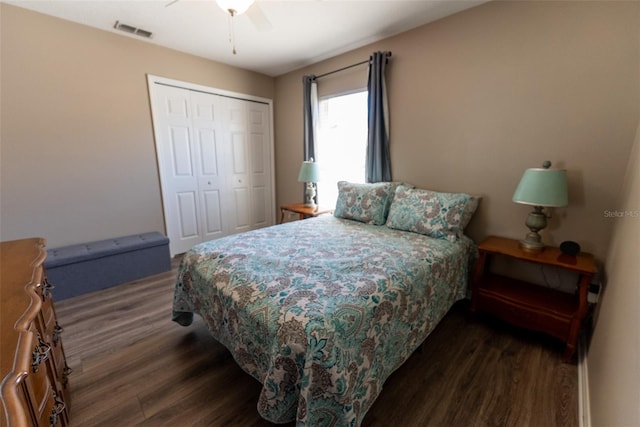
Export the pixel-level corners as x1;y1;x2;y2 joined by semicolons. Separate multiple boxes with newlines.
148;76;275;256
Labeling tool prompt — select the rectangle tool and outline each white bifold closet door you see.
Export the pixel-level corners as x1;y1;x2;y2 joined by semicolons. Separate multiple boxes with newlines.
150;81;274;256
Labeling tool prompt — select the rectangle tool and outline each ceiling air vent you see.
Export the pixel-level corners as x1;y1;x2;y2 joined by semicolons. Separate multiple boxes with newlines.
113;21;153;38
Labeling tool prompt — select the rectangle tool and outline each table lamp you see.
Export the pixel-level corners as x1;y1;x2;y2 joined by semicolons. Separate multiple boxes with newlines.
298;158;321;208
512;161;568;252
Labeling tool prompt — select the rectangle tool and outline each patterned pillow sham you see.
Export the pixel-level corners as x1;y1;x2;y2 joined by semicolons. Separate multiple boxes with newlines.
460;195;481;230
385;185;475;241
333;181;396;225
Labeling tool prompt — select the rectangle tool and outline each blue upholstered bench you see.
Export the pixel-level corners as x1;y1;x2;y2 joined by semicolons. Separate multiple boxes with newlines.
44;232;171;300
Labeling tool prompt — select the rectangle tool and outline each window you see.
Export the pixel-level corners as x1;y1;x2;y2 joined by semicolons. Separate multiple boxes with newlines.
316;91;368;206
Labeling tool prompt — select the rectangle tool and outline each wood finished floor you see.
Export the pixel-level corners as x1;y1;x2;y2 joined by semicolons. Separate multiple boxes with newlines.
55;257;578;427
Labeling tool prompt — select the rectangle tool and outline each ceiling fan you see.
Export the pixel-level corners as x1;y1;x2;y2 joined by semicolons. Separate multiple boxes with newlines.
166;0;273;54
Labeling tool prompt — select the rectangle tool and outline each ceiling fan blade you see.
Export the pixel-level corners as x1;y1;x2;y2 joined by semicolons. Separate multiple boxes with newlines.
246;3;273;32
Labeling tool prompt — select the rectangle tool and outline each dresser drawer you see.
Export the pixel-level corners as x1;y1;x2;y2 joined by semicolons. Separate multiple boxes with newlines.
1;238;71;427
24;327;56;425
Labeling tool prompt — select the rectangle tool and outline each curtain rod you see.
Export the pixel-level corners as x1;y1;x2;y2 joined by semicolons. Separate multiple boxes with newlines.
314;51;392;80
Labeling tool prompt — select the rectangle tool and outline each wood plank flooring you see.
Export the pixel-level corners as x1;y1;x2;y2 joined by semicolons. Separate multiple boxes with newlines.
55;257;578;427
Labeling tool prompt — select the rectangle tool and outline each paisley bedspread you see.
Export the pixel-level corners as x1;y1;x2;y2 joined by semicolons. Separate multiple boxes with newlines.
172;215;476;426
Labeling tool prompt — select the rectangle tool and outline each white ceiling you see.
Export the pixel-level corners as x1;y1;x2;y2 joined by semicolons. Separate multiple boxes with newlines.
6;0;487;77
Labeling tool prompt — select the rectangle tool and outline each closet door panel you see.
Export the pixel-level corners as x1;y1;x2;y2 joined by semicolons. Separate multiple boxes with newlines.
230;132;248;175
252;187;268;225
195;129;225;240
191;91;227;242
192;97;215;121
227;98;252;234
229;132;251;233
167;127;201;243
232;188;251;232
197;130;219;176
170;127;195;177
248;102;273;228
176;191;199;239
152;84;202;255
166;94;189;118
149;78;274;255
202;190;223;237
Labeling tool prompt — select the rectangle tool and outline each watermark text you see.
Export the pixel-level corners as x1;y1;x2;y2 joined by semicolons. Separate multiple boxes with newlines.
603;210;640;218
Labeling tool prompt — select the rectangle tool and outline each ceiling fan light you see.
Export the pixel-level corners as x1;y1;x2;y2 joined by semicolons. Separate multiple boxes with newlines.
216;0;254;15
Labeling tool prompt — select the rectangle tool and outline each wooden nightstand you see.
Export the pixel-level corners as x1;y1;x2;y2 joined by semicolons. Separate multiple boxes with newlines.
279;203;333;224
470;236;598;362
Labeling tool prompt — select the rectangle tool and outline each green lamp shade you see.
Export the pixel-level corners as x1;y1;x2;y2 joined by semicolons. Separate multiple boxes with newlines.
512;168;568;207
298;160;321;183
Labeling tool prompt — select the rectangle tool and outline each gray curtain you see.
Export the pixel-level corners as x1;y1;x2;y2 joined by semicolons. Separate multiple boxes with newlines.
302;75;318;161
302;75;318;204
365;51;391;183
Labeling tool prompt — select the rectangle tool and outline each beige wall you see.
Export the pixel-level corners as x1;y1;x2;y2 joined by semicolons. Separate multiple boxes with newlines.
274;0;640;261
587;120;640;426
0;4;275;248
2;1;639;423
3;1;636;258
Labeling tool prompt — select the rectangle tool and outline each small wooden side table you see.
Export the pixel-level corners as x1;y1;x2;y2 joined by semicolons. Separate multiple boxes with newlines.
280;203;333;224
470;236;598;362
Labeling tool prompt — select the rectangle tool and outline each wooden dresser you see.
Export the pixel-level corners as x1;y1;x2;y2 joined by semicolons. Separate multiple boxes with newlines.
1;238;71;426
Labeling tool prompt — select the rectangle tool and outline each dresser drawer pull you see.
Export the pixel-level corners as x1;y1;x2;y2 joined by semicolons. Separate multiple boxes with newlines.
53;323;64;346
32;335;51;373
49;392;66;426
42;278;55;300
63;365;73;387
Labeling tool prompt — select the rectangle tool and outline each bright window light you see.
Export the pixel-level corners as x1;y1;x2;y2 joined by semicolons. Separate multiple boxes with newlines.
316;91;368;207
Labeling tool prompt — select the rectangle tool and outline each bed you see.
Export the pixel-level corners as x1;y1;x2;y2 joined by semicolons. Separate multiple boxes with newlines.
172;182;479;426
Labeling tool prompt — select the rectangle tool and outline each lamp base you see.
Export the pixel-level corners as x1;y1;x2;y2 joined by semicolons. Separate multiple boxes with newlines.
519;208;547;252
304;182;316;208
519;237;545;252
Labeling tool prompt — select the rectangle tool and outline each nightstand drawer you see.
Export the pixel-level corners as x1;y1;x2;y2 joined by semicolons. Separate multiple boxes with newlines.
470;236;597;363
475;292;572;342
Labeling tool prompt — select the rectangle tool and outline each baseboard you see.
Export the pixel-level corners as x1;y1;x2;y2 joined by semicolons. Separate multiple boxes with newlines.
578;333;591;427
